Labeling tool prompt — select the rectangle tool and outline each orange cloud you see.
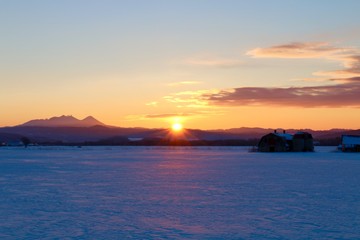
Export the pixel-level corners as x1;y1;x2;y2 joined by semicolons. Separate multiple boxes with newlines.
144;113;194;119
247;42;360;80
146;101;158;107
167;81;202;87
315;55;360;79
163;90;219;108
247;42;344;59
126;110;225;122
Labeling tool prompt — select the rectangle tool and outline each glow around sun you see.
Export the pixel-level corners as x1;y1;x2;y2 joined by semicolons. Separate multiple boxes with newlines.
172;123;183;132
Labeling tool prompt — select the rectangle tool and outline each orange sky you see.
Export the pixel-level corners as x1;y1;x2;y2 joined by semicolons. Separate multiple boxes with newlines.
1;1;360;130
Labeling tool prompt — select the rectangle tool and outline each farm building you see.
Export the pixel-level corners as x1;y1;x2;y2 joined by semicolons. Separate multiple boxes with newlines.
258;131;293;152
258;130;314;152
341;135;360;152
293;132;314;152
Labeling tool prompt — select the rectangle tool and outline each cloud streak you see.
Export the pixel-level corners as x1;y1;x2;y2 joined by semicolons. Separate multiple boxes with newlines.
184;57;243;68
164;90;218;108
167;81;202;87
200;83;360;108
247;42;360;80
144;113;194;119
247;42;345;59
126;110;225;122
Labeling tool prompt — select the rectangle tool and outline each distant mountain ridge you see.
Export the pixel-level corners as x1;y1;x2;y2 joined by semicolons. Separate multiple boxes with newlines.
20;115;106;127
0;115;358;145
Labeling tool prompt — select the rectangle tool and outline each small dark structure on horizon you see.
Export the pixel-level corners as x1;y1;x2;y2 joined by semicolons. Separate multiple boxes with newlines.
341;135;360;152
258;130;314;152
293;132;314;152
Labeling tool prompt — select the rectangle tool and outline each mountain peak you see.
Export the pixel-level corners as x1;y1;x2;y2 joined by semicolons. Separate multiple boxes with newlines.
81;116;105;126
20;115;106;127
83;116;96;120
49;115;78;120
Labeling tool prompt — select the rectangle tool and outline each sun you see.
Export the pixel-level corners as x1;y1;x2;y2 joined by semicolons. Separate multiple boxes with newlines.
172;122;183;132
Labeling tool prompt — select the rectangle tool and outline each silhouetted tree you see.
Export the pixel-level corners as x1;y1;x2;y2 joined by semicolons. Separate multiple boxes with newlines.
21;137;31;148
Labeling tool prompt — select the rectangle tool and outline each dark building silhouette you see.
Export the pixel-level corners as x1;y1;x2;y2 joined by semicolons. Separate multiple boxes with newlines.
293;132;314;152
341;135;360;152
258;130;314;152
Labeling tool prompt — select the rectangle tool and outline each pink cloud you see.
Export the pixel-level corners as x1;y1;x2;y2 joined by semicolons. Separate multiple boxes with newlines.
247;42;343;59
315;55;360;78
247;42;360;80
200;83;360;108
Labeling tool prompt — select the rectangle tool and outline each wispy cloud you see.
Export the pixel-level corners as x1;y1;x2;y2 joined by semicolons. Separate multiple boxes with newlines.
145;101;158;107
247;42;360;80
167;81;202;87
314;54;360;79
163;90;219;108
126;110;225;121
184;57;243;68
247;42;344;59
291;77;329;83
125;113;187;121
144;113;194;119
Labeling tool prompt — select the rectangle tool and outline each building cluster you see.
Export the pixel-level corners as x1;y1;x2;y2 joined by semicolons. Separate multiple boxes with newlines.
257;130;360;152
258;130;314;152
340;135;360;152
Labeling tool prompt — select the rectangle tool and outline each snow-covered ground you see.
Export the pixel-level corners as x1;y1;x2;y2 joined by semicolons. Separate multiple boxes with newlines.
0;146;359;239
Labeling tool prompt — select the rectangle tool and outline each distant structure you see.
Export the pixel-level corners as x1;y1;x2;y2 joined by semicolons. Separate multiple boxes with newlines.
341;135;360;152
258;130;292;152
293;132;314;152
258;130;314;152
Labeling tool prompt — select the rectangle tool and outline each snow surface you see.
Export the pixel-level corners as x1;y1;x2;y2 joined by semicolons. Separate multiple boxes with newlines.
0;146;359;239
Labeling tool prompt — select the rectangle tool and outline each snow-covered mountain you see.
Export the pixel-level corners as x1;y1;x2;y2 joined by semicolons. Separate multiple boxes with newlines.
20;115;106;127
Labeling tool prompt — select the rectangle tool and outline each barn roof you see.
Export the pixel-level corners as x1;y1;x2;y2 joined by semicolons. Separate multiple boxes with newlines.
274;133;293;141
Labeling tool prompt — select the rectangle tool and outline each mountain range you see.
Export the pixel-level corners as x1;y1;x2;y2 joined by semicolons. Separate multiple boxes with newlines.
21;115;106;127
0;115;358;145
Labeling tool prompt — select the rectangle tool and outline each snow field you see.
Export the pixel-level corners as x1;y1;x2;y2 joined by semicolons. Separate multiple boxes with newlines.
0;146;359;239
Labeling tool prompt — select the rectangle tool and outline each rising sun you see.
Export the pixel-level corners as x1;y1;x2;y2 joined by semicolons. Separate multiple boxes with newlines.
172;123;183;132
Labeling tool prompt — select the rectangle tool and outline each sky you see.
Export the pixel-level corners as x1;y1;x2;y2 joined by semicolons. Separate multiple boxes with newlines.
1;0;360;130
